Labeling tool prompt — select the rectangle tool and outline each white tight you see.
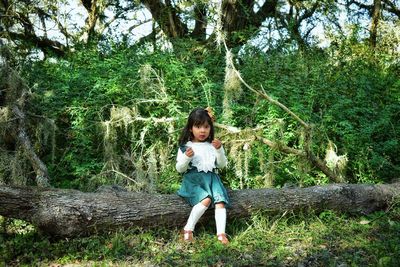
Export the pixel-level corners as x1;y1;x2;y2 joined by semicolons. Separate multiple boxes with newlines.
184;198;227;235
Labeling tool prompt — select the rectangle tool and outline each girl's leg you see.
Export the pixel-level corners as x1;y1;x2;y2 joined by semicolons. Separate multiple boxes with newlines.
215;202;226;235
184;197;211;232
215;202;228;244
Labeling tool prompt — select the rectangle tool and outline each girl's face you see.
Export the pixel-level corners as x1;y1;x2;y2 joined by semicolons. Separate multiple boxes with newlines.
190;122;211;142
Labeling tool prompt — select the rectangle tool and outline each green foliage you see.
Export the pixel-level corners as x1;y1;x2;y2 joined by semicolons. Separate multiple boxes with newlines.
22;44;222;190
6;29;397;190
235;41;399;184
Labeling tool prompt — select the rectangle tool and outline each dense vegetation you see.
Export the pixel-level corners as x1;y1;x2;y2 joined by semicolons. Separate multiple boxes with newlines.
7;34;398;191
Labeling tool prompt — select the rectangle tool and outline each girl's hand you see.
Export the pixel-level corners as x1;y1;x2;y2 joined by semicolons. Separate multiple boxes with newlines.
185;147;194;157
212;139;222;149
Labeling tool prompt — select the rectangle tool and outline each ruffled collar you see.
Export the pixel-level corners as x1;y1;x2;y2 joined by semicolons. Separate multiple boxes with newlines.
185;141;216;172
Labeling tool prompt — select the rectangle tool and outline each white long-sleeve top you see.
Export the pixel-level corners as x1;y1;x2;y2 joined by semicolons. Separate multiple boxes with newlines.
176;141;228;173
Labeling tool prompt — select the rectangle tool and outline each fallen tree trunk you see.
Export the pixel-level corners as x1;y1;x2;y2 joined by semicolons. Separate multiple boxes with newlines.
0;182;399;238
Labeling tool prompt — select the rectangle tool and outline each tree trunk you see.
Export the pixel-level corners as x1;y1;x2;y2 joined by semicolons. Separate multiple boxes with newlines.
1;182;399;238
141;0;188;38
191;3;207;40
370;0;381;48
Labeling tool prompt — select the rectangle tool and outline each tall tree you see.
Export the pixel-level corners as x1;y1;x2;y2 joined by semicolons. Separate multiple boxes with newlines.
2;0;398;56
0;0;67;56
277;0;320;49
80;0;105;43
346;0;400;47
6;0;395;55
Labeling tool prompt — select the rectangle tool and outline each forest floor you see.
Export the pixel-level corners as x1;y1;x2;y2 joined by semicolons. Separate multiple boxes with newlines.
1;205;400;266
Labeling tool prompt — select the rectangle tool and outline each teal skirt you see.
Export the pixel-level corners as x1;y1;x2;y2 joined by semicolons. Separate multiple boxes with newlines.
177;169;230;207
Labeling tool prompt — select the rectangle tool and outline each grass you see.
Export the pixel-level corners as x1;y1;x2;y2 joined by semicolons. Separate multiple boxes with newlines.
1;206;400;266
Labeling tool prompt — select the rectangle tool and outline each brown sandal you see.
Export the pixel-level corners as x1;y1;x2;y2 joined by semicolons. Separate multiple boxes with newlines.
181;230;193;242
217;233;229;245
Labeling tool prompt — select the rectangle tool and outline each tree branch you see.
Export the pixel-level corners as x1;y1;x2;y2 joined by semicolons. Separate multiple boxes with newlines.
215;122;342;182
346;0;372;11
3;31;66;56
221;43;344;182
254;0;278;27
382;0;400;18
11;105;50;187
2;66;51;187
141;0;188;38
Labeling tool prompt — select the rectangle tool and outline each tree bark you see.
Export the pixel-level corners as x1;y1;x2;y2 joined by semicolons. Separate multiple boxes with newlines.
221;0;277;47
370;0;381;48
141;0;188;38
191;3;207;40
0;182;399;238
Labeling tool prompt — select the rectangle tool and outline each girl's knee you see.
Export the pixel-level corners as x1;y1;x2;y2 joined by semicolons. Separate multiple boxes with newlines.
201;197;212;207
215;202;225;209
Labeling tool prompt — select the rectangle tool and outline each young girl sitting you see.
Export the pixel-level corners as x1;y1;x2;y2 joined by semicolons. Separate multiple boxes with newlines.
176;107;230;245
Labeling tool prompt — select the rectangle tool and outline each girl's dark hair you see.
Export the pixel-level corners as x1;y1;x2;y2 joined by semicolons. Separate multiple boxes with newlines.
179;108;214;145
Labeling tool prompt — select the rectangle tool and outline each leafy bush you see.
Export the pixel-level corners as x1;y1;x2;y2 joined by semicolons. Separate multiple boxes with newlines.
13;34;400;191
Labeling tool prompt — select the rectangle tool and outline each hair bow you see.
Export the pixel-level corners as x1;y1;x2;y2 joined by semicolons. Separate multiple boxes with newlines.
205;107;216;122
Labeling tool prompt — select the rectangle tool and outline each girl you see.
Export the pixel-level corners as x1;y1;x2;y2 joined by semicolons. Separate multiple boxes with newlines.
176;107;230;245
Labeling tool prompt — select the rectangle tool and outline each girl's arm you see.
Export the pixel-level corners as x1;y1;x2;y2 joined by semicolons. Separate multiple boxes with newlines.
176;148;192;173
215;146;228;169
